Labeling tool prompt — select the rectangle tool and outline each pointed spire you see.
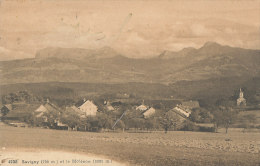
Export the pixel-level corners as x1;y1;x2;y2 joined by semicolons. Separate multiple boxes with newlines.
238;88;244;99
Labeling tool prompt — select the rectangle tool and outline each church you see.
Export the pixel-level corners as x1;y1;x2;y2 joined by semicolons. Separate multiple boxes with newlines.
237;88;246;106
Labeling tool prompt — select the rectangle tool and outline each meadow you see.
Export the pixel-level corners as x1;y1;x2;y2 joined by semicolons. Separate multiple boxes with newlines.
0;123;259;166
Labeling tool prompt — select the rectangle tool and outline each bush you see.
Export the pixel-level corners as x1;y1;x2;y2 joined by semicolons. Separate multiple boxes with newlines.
199;126;215;132
181;121;199;131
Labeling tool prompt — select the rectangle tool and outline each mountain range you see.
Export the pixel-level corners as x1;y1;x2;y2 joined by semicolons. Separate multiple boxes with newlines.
0;42;259;85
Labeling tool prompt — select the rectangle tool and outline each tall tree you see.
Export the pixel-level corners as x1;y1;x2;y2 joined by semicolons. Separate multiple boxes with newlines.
213;107;238;133
60;110;80;130
159;111;180;133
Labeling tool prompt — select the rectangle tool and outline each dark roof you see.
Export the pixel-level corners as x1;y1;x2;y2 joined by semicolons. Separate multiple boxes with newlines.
5;103;39;118
65;106;82;114
145;99;181;109
168;109;189;120
43;102;60;113
75;99;87;107
181;101;200;108
1;104;12;111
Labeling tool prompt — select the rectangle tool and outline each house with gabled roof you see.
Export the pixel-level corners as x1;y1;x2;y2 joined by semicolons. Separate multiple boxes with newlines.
1;103;39;124
172;100;200;118
34;101;60;118
33;100;68;129
33;100;62;127
172;105;191;117
77;99;98;116
143;107;156;118
35;105;48;118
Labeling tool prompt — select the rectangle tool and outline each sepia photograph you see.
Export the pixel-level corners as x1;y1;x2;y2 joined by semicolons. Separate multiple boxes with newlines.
0;0;260;165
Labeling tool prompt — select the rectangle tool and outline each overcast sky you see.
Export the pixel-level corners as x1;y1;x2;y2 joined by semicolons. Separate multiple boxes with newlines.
0;0;259;60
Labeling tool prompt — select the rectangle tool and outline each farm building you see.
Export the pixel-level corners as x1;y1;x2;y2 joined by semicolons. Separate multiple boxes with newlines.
143;107;156;118
34;105;48;118
172;100;200;118
34;102;60;118
34;101;67;128
2;103;39;121
145;99;181;109
173;106;191;117
77;99;98;116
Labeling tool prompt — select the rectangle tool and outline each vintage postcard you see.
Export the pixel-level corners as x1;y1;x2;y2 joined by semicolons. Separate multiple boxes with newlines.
0;0;259;165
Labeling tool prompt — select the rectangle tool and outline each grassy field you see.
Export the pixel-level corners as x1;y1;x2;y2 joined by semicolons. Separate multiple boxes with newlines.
0;123;259;166
237;110;260;125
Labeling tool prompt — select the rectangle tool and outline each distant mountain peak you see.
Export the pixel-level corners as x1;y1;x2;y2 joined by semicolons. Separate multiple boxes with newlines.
158;41;242;60
202;41;222;48
158;46;197;59
197;41;233;55
181;47;196;51
1;41;260;85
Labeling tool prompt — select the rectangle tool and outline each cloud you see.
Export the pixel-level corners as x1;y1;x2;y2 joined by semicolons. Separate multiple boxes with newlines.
0;0;259;59
0;47;33;61
190;24;212;37
113;31;154;58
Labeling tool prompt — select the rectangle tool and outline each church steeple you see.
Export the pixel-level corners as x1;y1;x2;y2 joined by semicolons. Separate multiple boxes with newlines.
239;88;244;98
237;88;246;106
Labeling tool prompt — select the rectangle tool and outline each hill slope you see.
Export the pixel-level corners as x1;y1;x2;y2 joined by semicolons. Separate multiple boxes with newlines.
0;42;259;86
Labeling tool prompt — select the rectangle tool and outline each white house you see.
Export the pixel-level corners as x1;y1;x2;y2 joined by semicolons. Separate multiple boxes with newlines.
34;102;61;124
136;104;148;111
34;105;48;118
143;107;156;118
34;102;59;116
78;100;98;116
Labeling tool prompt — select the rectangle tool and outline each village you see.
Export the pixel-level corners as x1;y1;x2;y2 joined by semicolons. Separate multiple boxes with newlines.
0;88;258;133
